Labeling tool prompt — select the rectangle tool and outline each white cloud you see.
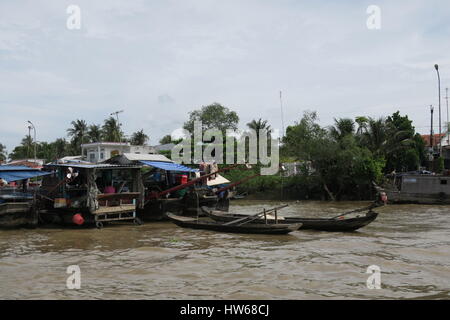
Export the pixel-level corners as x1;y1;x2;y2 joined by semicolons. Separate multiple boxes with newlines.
1;0;450;152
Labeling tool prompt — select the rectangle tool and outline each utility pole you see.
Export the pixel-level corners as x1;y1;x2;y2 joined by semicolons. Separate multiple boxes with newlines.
434;64;441;154
27;125;32;159
27;120;36;164
430;105;434;149
446;88;449;145
110;110;124;143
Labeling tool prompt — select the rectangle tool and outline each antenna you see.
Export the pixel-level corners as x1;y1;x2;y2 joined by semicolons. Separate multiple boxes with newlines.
279;91;285;138
279;91;285;201
110;110;124;142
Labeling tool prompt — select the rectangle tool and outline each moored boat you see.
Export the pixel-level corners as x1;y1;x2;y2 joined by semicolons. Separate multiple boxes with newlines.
201;207;379;232
166;212;302;235
0;165;51;228
39;163;144;228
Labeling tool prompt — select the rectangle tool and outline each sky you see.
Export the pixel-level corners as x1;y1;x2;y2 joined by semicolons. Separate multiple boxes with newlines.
1;0;450;154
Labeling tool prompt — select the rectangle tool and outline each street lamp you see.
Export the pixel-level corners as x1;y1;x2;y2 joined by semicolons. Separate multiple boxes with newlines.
27;120;36;164
434;64;441;153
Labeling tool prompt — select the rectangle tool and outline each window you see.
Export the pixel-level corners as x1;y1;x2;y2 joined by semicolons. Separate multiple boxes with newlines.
100;153;104;159
440;179;447;185
89;153;95;162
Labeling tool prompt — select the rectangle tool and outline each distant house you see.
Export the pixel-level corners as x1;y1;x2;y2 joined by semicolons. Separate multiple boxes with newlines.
281;161;314;177
421;133;450;168
81;142;156;163
421;133;445;149
6;159;45;169
104;153;173;165
153;143;175;152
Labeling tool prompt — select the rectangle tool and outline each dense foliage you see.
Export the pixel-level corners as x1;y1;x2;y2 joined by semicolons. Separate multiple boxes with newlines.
5;103;427;201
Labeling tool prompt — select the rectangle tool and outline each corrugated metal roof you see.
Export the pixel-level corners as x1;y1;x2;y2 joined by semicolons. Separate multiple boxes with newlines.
122;153;173;162
0;170;52;182
140;161;198;172
0;165;38;171
45;163;142;169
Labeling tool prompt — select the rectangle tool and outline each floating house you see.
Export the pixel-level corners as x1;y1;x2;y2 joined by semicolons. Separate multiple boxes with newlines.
0;165;51;228
104;153;199;220
39;163;144;228
382;172;450;204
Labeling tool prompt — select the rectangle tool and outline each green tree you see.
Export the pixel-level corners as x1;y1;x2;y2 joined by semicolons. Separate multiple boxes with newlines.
102;117;123;142
355;116;369;136
282;111;385;200
246;118;272;164
360;117;387;156
0;143;7;161
183;103;239;134
329;118;355;142
384;111;423;172
67;119;88;153
130;129;149;145
159;135;172;144
87;124;102;143
9;135;34;160
246;118;272;134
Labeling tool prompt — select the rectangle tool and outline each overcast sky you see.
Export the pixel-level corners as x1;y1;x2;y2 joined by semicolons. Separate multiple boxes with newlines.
1;0;449;153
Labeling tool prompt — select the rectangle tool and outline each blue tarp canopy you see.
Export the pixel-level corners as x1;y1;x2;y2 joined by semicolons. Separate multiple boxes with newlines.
0;170;51;183
0;165;37;171
140;161;198;172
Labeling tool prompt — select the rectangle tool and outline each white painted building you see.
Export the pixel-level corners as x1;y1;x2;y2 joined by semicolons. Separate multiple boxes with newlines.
81;142;156;163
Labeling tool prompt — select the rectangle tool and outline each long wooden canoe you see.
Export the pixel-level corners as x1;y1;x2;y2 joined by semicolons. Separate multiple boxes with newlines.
167;212;302;235
201;207;378;232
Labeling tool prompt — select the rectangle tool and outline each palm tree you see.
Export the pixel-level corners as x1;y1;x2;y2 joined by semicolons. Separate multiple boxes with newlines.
362;117;387;155
22;135;34;158
102;117;122;142
0;143;7;161
355;116;369;136
67;119;88;153
246;118;272;135
53;138;68;159
131;129;149;145
330;118;355;141
87;124;102;143
246;118;272;163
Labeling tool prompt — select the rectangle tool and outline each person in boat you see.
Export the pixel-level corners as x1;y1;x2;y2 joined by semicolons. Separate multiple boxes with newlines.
370;191;388;209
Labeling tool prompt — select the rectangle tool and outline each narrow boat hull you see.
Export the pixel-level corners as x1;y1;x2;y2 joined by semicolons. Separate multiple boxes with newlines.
167;213;301;235
201;207;378;232
0;202;37;228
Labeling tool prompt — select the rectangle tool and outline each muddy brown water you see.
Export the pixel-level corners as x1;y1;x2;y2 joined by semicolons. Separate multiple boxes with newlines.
0;200;449;299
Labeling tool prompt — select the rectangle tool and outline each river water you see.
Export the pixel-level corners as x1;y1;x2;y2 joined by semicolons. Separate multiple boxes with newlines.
0;200;449;299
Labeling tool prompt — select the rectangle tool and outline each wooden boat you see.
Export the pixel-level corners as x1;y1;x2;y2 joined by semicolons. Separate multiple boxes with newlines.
40;163;144;228
0;166;51;228
201;207;378;232
166;212;302;235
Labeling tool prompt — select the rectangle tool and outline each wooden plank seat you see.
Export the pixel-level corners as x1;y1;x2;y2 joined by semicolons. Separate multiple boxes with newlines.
97;192;140;200
0;202;32;215
92;203;136;215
